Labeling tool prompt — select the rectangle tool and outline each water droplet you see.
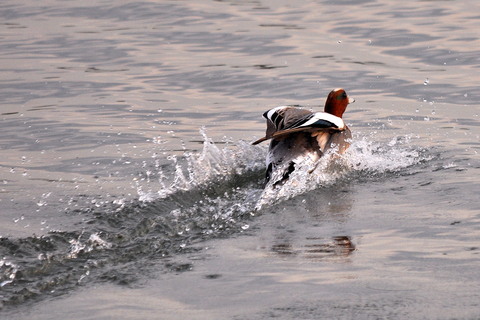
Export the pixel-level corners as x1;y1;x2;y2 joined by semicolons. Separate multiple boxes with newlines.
36;200;47;207
464;93;468;98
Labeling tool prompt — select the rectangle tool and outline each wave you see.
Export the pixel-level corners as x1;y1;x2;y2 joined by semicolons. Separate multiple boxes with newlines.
0;130;432;310
256;133;430;209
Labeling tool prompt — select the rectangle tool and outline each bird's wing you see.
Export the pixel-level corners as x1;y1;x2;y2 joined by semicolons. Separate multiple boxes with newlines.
252;108;345;145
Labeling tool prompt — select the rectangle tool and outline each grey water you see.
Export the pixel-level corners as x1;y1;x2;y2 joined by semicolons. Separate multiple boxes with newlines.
1;0;479;319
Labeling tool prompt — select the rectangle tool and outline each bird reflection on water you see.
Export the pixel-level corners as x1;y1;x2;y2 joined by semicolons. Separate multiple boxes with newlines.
271;236;355;261
263;181;356;263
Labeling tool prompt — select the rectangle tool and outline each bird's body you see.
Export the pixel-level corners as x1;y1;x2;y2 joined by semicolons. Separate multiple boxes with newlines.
253;88;354;184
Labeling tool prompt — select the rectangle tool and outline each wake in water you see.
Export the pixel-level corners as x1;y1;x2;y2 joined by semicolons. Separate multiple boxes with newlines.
136;129;430;210
0;129;431;309
257;133;429;208
136;128;267;202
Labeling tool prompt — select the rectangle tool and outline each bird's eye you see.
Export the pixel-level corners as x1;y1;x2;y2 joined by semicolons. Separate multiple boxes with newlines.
337;91;347;100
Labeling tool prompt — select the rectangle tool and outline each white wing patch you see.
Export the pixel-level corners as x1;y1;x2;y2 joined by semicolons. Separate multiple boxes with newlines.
265;106;290;120
298;112;345;130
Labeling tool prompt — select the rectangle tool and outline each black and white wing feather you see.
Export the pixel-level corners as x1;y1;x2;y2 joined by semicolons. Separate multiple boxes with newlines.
252;106;345;145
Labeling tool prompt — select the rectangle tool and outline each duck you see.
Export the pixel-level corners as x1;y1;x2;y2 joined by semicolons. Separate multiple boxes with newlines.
252;88;354;184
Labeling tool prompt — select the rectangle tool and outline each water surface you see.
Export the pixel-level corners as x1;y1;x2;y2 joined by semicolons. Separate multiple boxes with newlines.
1;0;479;319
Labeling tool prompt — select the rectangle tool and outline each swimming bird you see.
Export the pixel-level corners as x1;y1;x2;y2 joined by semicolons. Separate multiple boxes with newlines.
252;88;354;184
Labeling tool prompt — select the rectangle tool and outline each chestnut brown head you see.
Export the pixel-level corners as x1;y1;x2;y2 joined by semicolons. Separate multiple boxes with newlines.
324;88;354;118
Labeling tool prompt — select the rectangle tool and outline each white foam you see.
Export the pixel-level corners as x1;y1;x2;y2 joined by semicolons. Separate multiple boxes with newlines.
136;129;429;212
67;232;112;259
0;258;19;287
136;127;266;201
256;134;430;209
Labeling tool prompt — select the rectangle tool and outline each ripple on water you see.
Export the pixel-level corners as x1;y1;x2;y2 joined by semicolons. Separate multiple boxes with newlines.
0;130;435;309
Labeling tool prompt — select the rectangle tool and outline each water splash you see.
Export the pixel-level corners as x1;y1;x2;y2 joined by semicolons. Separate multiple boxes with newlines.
346;135;428;173
68;232;112;259
135;130;430;211
0;130;433;309
0;258;19;287
256;134;430;209
137;127;267;201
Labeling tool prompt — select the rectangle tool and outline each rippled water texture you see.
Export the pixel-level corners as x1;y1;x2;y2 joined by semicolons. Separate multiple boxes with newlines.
1;0;479;319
